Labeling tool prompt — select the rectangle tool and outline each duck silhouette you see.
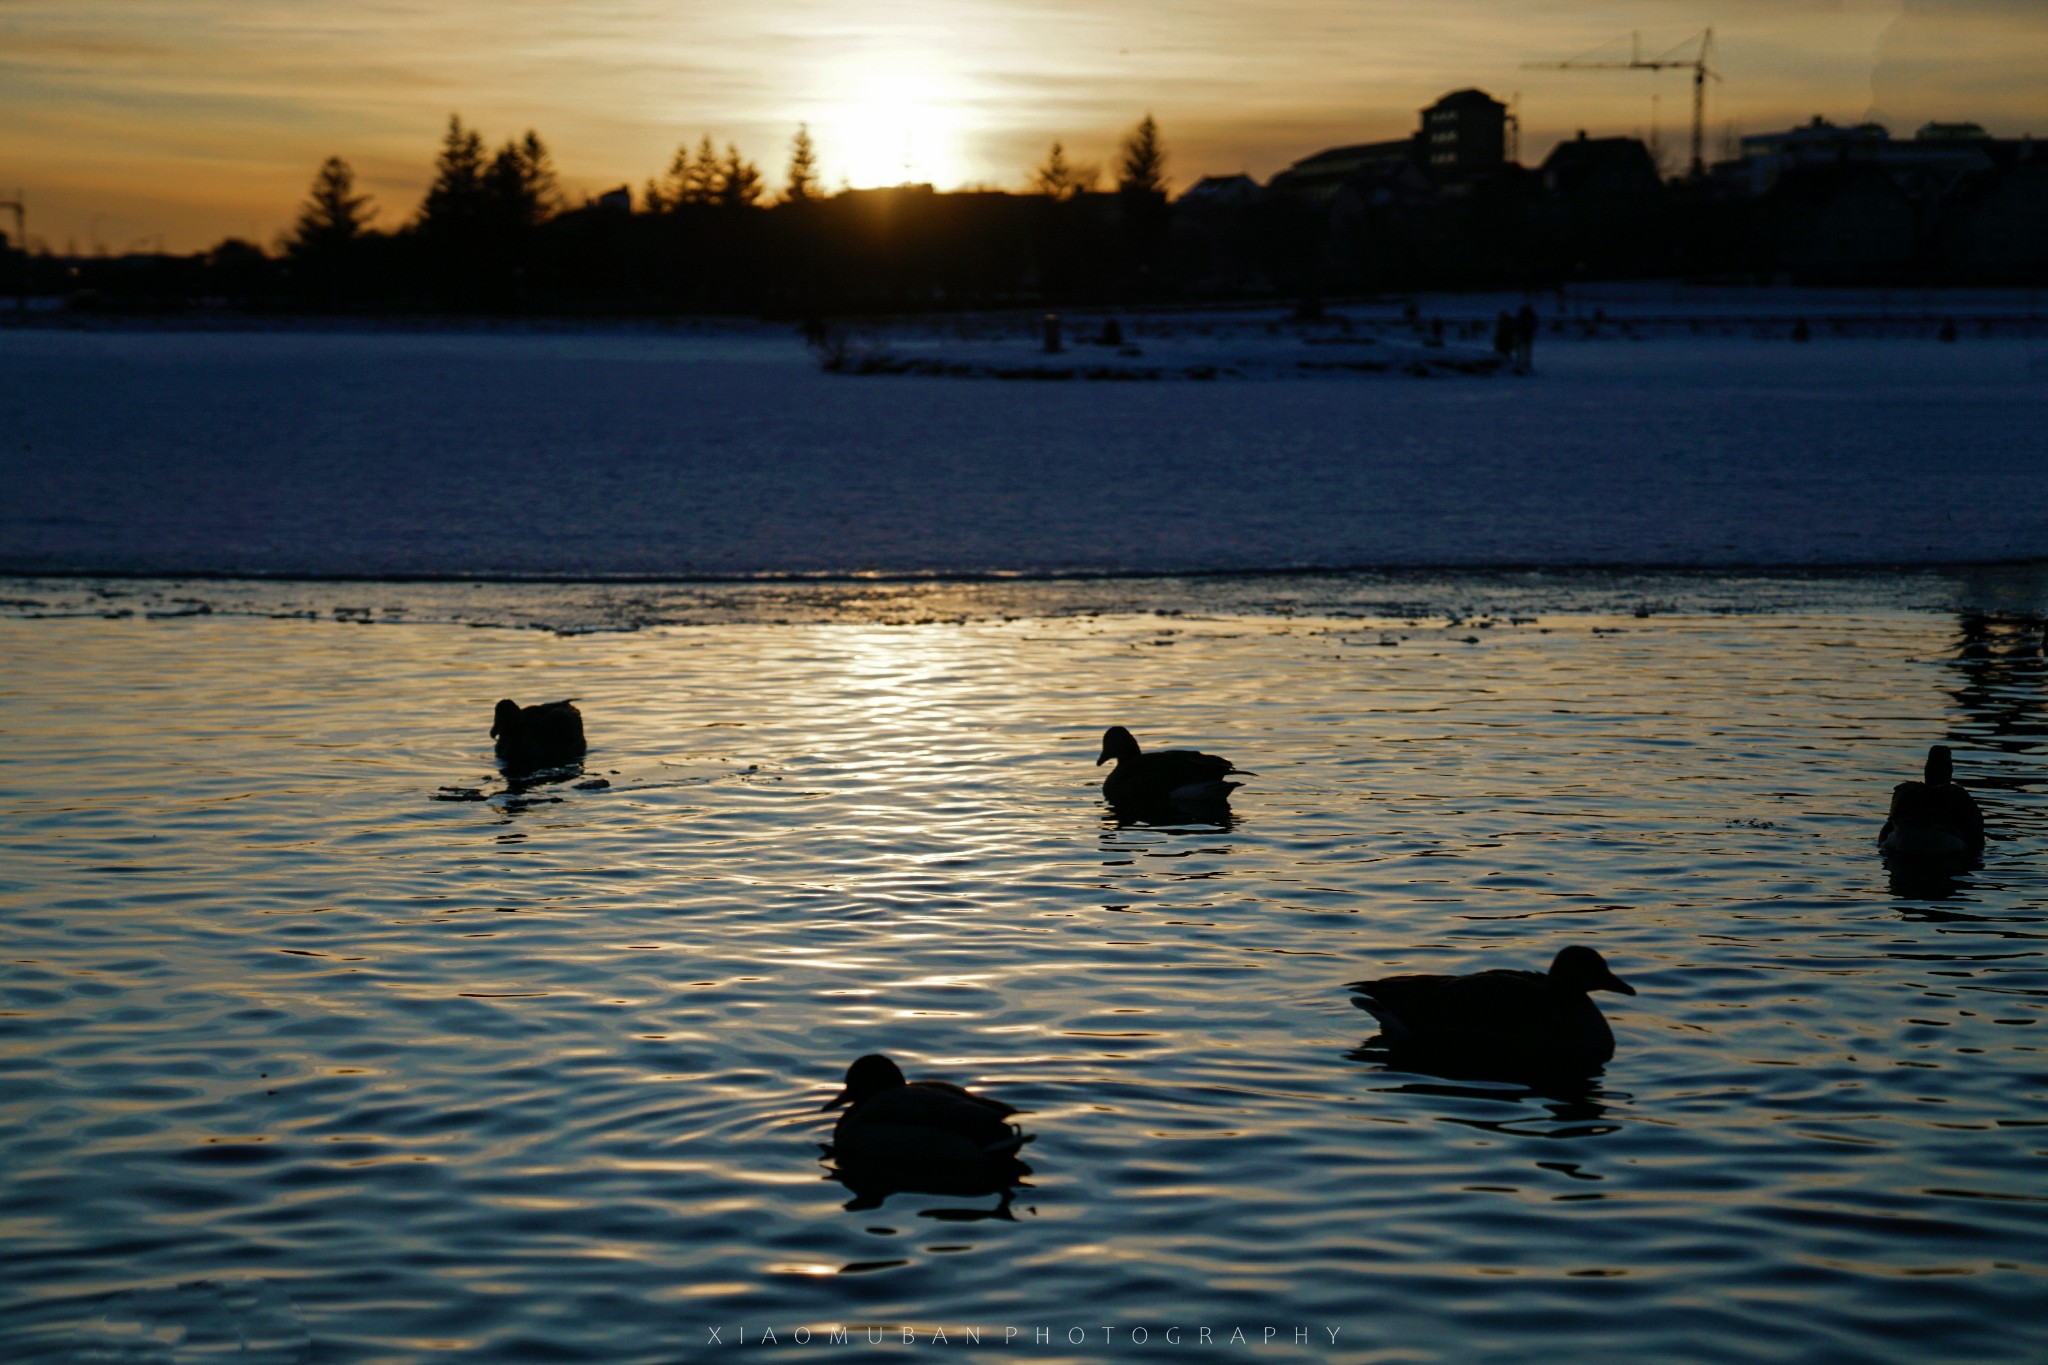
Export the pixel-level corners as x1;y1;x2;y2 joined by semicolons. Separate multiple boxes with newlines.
490;698;585;771
1096;725;1247;808
822;1054;1028;1171
1879;744;1983;865
1347;945;1636;1075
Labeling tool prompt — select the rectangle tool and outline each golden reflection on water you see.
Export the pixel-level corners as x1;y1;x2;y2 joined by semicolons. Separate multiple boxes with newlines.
0;605;2044;1362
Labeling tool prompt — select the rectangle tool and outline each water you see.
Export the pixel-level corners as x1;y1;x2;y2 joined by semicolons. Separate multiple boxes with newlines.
2;581;2044;1363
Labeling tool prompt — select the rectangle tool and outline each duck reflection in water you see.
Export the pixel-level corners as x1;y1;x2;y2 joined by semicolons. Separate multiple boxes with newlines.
1102;803;1238;833
1350;1061;1618;1131
1346;945;1637;1081
820;1055;1034;1214
1886;861;1978;903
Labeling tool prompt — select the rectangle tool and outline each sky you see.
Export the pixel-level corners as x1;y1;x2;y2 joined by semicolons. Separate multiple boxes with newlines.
2;0;2045;253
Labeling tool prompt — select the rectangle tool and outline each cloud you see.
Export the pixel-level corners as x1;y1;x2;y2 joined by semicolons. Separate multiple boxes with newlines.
4;0;2043;250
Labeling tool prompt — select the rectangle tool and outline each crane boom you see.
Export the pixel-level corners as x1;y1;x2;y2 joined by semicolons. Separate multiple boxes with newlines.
1522;28;1719;179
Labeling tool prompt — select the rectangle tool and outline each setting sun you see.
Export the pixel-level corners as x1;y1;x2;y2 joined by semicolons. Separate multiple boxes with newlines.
817;58;973;189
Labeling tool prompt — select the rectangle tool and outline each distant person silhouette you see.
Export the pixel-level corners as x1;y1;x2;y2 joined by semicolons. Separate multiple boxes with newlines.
1493;310;1516;363
1514;303;1539;373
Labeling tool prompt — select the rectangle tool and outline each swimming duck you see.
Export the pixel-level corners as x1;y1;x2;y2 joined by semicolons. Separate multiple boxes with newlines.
1879;744;1983;864
1347;945;1636;1073
1096;725;1247;807
822;1054;1027;1168
490;698;586;770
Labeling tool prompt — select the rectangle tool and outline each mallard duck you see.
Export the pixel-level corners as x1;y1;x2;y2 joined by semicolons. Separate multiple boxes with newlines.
822;1054;1026;1168
1347;945;1636;1073
1096;725;1246;807
1879;744;1984;864
490;698;586;770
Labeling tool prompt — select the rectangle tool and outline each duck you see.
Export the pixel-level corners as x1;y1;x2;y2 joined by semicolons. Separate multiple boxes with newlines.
1346;945;1636;1074
490;698;586;770
1879;744;1984;865
1096;725;1247;807
822;1054;1027;1169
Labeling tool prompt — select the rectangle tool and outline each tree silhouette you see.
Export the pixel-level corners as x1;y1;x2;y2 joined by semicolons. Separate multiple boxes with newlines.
286;156;376;305
1034;142;1073;198
687;136;722;203
1032;142;1102;201
646;145;687;212
485;130;559;230
1117;114;1168;196
716;144;763;206
289;156;376;255
784;125;820;203
418;114;487;235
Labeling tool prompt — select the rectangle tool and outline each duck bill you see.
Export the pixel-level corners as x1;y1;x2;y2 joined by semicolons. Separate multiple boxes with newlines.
821;1088;852;1111
1602;969;1637;996
1095;751;1111;765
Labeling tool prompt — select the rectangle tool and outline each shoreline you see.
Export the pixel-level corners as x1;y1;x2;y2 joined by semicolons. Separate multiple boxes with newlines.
7;564;2044;633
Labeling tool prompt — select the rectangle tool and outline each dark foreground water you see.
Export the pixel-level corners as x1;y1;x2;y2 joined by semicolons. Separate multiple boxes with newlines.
2;577;2044;1363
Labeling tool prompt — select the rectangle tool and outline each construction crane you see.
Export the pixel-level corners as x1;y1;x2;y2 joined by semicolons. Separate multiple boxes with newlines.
1524;29;1720;179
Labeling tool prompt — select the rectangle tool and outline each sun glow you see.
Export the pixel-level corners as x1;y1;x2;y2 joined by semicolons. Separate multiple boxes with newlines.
818;59;973;189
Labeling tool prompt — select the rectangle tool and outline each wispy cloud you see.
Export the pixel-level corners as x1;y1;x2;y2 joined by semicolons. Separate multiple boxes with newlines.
1;0;2041;250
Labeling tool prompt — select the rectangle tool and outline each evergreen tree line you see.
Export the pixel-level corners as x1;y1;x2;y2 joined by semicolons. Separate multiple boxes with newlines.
45;107;2044;315
261;112;1180;313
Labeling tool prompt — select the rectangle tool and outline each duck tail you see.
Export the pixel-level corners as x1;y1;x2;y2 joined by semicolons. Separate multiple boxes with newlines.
1346;992;1410;1042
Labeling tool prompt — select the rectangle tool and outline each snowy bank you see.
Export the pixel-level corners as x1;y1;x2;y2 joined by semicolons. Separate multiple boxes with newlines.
3;318;2045;578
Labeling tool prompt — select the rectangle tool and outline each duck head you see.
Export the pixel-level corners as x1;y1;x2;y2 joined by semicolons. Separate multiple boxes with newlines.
490;699;521;739
1549;945;1635;996
1925;745;1954;786
1097;726;1141;766
823;1053;907;1110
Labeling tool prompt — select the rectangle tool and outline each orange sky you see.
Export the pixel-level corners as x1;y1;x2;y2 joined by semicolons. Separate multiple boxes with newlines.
3;0;2044;253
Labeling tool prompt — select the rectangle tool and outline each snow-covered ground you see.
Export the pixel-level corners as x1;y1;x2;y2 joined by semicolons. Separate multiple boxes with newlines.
3;311;2044;578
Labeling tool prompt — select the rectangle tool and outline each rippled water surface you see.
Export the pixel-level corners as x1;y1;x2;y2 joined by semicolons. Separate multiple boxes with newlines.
3;587;2045;1363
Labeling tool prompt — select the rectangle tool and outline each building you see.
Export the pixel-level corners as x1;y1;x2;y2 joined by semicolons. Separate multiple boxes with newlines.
1726;116;2007;196
1176;174;1264;209
1422;89;1508;178
1540;133;1663;201
1267;87;1511;203
1267;139;1421;203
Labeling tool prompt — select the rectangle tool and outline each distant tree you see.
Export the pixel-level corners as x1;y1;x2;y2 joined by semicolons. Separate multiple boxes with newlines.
784;124;820;203
289;156;377;256
1033;142;1100;199
686;135;722;203
1033;141;1074;199
647;144;687;211
484;130;559;230
716;144;764;207
1117;114;1168;196
418;114;488;234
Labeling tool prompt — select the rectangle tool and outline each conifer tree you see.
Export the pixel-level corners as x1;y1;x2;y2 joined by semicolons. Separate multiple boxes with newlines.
716;144;763;206
289;156;376;256
648;143;689;211
1117;114;1168;196
419;114;487;234
484;130;559;230
784;124;820;203
686;135;722;203
1033;141;1073;199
